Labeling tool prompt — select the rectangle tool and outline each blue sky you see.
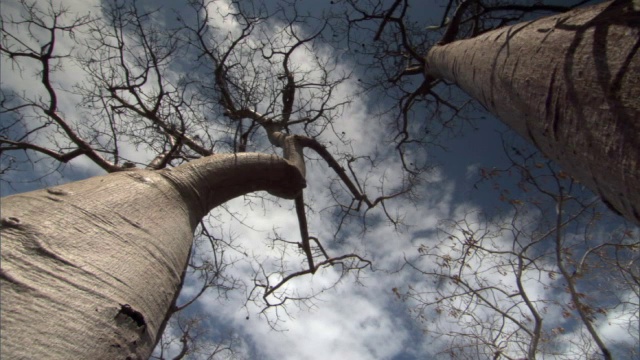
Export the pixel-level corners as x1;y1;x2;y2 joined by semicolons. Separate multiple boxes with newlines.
1;0;638;359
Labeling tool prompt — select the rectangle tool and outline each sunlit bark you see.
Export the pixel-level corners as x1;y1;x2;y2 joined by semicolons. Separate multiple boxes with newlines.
0;153;304;359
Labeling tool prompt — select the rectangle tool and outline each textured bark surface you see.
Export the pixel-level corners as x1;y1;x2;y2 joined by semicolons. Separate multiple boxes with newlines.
426;0;640;224
0;153;304;359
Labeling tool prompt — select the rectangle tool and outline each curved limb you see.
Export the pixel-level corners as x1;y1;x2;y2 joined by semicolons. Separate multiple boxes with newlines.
294;193;315;272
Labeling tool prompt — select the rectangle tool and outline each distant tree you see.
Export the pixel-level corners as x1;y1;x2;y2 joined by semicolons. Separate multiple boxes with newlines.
343;0;640;224
398;139;639;359
151;311;243;360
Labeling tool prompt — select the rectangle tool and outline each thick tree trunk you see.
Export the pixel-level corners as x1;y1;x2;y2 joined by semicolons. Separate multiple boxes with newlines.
0;153;305;359
426;0;640;224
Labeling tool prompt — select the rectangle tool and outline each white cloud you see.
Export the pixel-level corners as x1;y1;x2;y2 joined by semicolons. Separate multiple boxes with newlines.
597;291;640;346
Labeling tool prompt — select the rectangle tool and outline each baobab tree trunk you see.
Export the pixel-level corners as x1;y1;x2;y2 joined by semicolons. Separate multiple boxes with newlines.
426;0;640;224
0;153;305;360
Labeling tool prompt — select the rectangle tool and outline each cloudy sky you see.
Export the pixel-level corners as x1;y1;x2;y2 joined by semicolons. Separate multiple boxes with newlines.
1;0;638;359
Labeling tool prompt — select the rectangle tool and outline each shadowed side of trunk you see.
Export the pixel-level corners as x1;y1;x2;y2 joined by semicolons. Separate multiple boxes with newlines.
426;0;640;224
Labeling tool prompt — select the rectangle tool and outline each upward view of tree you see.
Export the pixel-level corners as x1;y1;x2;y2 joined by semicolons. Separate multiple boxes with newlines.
343;0;640;224
1;0;638;359
1;0;387;358
341;0;639;358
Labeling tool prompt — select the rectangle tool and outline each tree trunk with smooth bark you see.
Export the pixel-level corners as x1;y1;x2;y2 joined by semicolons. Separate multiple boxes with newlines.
426;0;640;224
0;153;305;359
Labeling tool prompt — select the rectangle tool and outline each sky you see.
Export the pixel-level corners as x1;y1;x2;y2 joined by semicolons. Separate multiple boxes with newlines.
1;0;638;359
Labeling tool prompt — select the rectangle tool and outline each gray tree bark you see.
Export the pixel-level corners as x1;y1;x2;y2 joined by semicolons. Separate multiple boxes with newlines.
0;153;305;359
426;0;639;224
